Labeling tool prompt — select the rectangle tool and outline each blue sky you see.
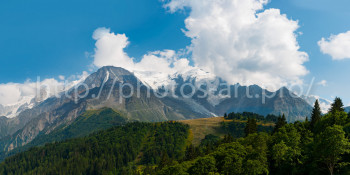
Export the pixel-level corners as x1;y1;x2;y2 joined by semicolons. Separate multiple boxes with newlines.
0;0;349;105
0;0;189;82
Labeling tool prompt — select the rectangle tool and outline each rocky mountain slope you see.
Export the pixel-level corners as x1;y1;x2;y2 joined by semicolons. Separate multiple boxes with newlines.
0;67;207;152
0;66;312;152
160;73;312;122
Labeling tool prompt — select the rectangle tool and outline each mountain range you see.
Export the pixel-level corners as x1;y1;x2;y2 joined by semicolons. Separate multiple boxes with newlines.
0;66;313;153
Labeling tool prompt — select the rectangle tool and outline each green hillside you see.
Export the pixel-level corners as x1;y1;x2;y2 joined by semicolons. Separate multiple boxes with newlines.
0;108;127;161
0;122;190;174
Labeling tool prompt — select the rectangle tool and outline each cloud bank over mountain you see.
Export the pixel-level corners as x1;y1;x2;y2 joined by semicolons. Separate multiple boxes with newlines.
164;0;309;88
0;72;88;108
92;27;203;89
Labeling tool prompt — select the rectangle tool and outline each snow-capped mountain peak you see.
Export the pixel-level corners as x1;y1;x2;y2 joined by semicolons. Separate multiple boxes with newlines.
0;72;89;118
133;67;228;107
133;67;217;90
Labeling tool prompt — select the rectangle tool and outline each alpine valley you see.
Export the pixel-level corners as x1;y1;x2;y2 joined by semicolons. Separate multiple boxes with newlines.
2;0;350;174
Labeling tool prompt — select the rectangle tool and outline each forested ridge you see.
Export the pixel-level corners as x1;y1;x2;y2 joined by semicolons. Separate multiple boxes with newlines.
0;108;127;162
0;98;350;175
0;122;190;174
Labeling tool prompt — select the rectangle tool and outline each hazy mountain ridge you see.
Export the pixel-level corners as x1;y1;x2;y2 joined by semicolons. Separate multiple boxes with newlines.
162;73;312;122
345;107;350;113
213;86;312;122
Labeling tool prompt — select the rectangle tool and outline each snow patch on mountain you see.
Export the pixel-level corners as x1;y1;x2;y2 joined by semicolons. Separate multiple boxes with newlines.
134;67;217;90
179;97;217;117
103;70;110;84
134;71;175;90
301;95;332;113
0;97;32;118
0;72;89;118
133;67;229;106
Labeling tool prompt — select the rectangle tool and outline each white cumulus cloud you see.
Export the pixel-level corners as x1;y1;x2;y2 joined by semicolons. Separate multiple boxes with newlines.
58;75;65;81
163;0;309;88
317;80;327;87
92;27;135;70
318;30;350;60
92;0;309;90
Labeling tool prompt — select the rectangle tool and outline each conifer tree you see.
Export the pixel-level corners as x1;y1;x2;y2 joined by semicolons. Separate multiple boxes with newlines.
222;134;234;143
245;117;257;136
273;114;287;133
305;116;309;123
184;144;197;161
282;114;287;123
329;97;344;114
158;152;171;169
310;100;322;131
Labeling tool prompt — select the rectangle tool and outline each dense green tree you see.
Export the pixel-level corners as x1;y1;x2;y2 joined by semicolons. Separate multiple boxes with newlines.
293;121;314;172
158;151;171;170
271;124;302;174
314;125;350;175
226;112;278;123
200;134;220;154
222;120;273;138
310;100;322;131
212;142;246;174
282;114;287;124
273;114;287;133
245;117;258;136
266;114;279;123
184;144;199;161
188;156;217;175
271;141;289;166
158;161;193;175
200;134;220;147
329;97;345;114
314;111;349;133
239;133;269;175
222;134;234;143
